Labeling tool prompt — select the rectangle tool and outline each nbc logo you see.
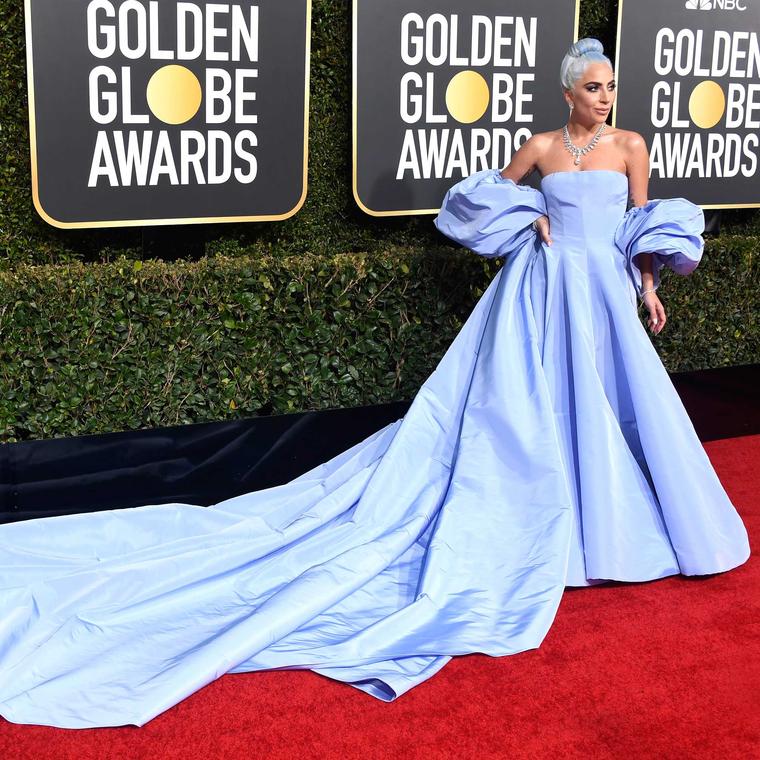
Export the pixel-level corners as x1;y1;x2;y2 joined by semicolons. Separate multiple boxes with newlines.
684;0;747;10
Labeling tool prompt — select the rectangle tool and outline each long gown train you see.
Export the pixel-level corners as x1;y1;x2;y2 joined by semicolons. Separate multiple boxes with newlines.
0;169;749;728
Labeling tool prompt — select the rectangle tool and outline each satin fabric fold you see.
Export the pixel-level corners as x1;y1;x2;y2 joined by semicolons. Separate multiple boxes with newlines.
614;196;705;294
0;169;749;728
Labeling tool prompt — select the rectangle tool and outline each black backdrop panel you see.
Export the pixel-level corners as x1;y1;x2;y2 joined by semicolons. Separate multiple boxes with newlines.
0;401;408;522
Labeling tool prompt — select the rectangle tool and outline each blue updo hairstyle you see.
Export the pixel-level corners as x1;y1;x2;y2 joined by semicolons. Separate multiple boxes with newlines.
559;38;613;91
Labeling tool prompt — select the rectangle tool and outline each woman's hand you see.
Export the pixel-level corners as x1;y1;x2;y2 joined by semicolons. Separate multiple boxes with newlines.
534;215;552;246
642;290;667;335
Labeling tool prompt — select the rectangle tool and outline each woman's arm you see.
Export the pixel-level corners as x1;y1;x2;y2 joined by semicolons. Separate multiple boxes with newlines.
499;135;553;246
626;132;666;334
499;134;546;183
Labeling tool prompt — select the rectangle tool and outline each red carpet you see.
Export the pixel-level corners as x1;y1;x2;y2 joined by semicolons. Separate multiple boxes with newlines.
1;434;758;759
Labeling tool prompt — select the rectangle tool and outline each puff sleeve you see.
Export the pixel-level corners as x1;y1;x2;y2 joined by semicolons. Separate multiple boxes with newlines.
614;198;705;295
434;169;547;258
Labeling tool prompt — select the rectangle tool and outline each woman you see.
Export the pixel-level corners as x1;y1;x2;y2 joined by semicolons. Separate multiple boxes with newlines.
0;39;749;728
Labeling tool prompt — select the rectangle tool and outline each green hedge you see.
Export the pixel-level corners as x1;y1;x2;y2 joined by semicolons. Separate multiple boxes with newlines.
1;240;756;442
0;249;492;441
2;0;758;267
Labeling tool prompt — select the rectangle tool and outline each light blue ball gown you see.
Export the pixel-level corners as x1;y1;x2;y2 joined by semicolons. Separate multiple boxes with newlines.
0;169;750;728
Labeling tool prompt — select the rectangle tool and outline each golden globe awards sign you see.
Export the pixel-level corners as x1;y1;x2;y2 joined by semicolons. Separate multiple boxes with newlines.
614;0;760;207
24;0;311;228
353;0;579;216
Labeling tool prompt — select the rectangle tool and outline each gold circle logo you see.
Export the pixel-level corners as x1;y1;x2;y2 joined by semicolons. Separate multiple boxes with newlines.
689;80;725;129
146;65;202;125
446;71;490;124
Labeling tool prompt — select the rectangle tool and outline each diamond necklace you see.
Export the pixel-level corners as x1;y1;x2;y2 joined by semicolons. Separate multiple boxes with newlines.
562;122;607;165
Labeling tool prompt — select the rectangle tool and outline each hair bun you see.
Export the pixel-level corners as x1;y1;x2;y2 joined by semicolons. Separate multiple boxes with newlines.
569;38;604;58
559;37;612;91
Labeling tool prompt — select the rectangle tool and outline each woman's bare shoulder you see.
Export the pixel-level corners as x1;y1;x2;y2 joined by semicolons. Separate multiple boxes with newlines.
609;127;647;150
519;130;560;161
530;130;563;145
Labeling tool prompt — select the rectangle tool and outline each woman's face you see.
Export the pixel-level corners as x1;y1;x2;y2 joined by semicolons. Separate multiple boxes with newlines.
566;62;616;123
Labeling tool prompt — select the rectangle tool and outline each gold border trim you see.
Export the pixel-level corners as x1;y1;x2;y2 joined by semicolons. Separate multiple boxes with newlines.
612;0;623;132
352;0;583;217
25;0;312;229
613;0;760;209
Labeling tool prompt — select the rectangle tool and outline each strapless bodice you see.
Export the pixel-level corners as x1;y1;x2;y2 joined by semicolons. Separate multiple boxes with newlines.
540;170;629;242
